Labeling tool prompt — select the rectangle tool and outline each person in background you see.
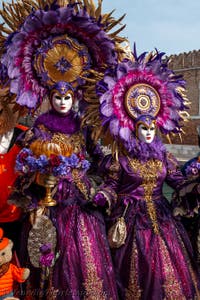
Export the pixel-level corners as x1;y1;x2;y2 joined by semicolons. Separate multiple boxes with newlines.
178;125;200;264
0;87;27;255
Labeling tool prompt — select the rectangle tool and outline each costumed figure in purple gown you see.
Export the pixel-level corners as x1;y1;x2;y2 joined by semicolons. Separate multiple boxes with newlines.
0;0;129;299
83;48;200;299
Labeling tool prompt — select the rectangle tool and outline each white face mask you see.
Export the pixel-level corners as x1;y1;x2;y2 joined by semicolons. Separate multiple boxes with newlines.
137;123;156;144
51;92;73;114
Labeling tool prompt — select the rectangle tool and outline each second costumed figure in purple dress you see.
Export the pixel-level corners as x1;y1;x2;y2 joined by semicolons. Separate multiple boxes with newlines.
84;49;200;299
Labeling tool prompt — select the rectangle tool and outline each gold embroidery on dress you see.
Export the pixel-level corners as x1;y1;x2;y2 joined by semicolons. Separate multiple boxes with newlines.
128;158;163;234
51;132;85;155
158;235;185;299
36;126;89;199
125;235;142;299
72;169;89;200
80;217;106;300
37;125;85;156
174;228;200;299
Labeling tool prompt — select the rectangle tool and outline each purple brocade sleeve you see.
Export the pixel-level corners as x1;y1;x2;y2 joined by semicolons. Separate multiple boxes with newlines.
165;152;186;190
92;154;121;213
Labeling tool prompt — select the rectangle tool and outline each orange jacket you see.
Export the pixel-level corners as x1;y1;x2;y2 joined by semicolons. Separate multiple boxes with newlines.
0;124;27;223
0;263;26;296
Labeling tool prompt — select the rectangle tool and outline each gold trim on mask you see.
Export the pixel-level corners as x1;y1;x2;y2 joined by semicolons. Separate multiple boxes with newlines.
50;89;74;102
135;119;156;139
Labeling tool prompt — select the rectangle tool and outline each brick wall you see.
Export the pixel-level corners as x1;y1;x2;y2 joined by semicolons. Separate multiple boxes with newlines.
167;50;200;146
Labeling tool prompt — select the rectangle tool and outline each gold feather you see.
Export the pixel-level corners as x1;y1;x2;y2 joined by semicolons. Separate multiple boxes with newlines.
88;0;96;18
101;10;115;24
83;0;90;10
108;24;126;38
166;134;172;144
57;0;70;7
95;0;102;20
105;14;126;32
178;133;182;143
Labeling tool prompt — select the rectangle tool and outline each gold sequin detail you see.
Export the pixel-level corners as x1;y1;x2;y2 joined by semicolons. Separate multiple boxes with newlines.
158;235;185;299
37;125;85;155
128;158;163;234
175;228;200;299
52;131;85;155
125;236;142;299
72;169;89;200
80;217;106;300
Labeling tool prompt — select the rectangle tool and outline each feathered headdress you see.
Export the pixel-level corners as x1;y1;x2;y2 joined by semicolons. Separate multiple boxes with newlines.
83;47;190;154
0;0;127;112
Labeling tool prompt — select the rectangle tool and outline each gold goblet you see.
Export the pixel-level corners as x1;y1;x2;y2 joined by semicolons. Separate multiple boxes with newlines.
40;176;57;207
30;140;62;207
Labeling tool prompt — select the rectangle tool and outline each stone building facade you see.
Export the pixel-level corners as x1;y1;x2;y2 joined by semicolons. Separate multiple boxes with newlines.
164;50;200;162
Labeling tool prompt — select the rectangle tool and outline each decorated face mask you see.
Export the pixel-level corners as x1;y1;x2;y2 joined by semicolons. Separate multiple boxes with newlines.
51;92;73;114
50;81;74;115
137;122;156;144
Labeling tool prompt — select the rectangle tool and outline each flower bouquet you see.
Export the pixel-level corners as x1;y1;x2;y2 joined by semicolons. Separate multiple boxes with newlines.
16;139;90;206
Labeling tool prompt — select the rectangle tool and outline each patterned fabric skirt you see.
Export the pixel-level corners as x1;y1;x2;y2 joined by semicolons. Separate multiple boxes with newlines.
111;198;200;300
20;204;118;300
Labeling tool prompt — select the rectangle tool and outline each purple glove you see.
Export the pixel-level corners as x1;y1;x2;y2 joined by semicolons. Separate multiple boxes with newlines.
93;192;107;207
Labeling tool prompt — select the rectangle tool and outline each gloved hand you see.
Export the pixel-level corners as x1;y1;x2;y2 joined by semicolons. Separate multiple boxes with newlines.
93;192;107;207
82;193;108;216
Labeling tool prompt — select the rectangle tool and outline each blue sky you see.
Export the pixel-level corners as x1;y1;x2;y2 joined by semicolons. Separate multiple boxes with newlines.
102;0;200;56
1;0;199;56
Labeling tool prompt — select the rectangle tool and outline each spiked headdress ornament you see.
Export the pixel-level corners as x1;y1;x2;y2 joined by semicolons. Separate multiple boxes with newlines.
0;0;127;111
83;47;190;152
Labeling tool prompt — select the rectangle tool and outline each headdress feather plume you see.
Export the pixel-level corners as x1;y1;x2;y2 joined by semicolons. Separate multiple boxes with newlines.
0;0;128;112
83;48;190;154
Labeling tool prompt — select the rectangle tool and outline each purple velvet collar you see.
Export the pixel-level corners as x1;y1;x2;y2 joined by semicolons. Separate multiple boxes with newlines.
34;109;80;134
127;136;166;162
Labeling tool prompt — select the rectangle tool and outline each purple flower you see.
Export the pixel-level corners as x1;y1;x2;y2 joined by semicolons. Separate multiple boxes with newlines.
17;148;33;163
54;57;71;74
68;154;79;168
81;159;90;170
15;147;91;178
185;160;200;177
26;156;38;172
39;243;55;267
36;155;49;172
